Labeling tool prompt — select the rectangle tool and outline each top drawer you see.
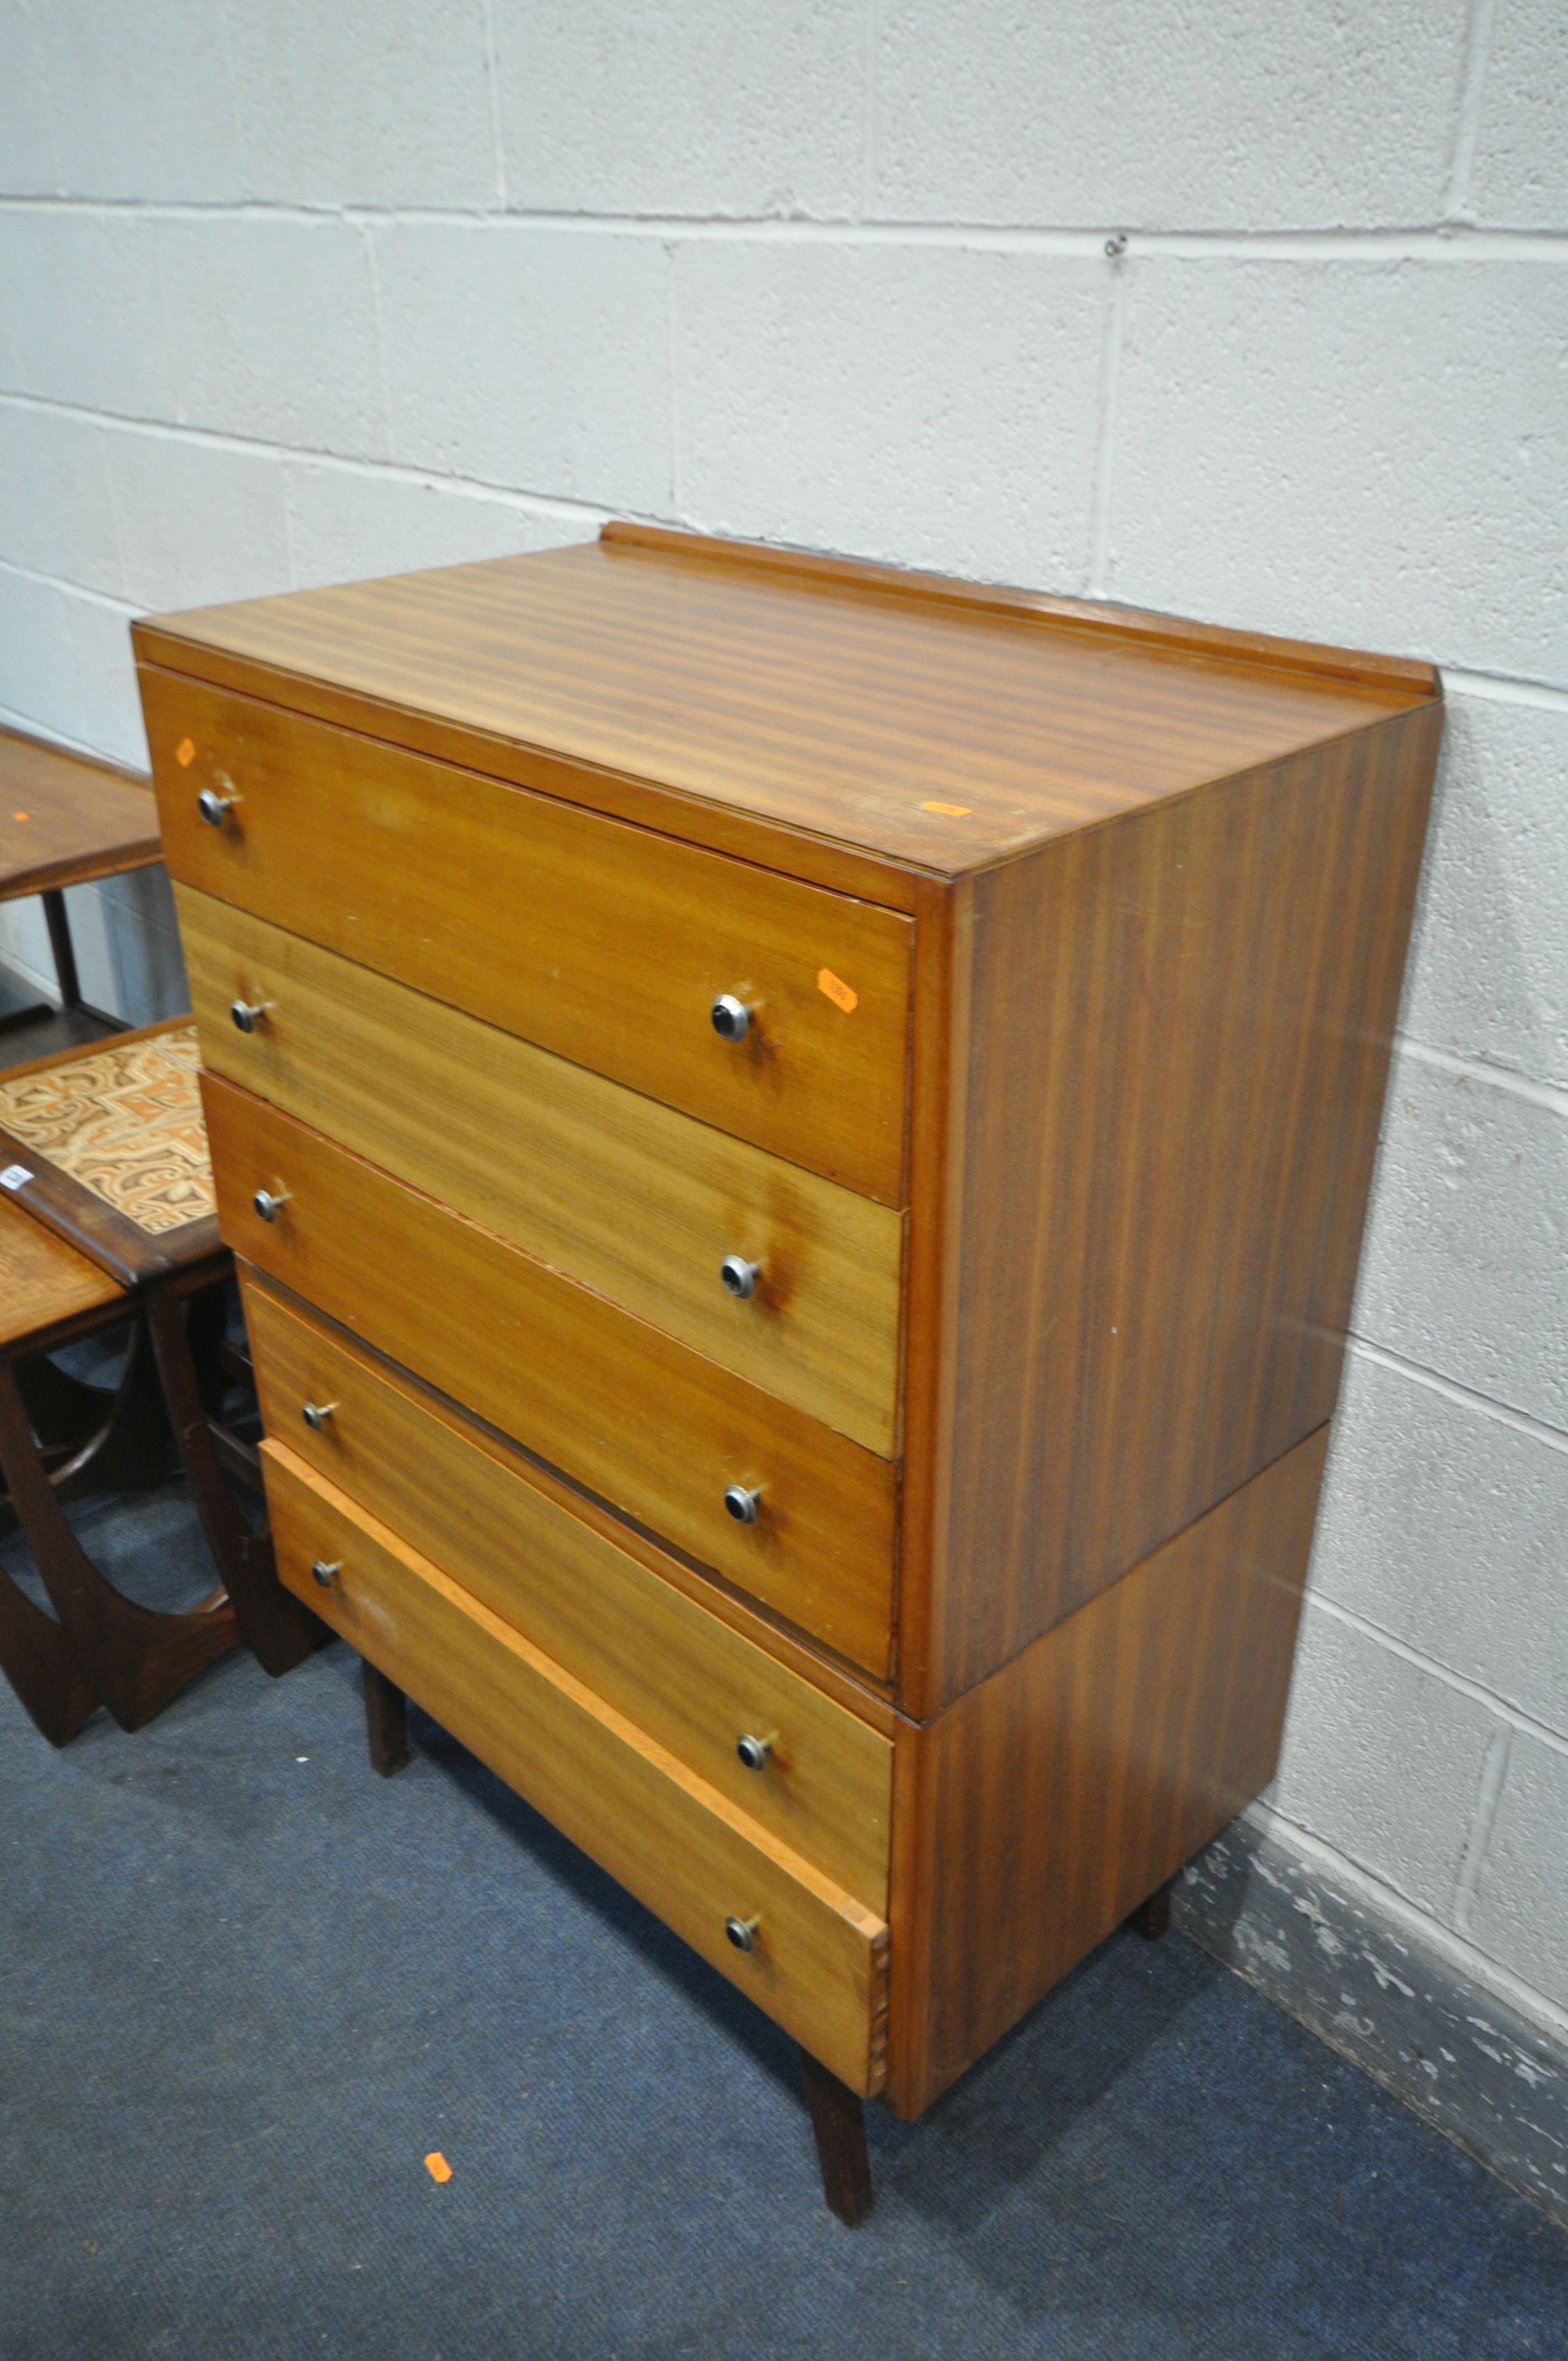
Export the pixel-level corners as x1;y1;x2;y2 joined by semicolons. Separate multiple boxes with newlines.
143;669;912;1205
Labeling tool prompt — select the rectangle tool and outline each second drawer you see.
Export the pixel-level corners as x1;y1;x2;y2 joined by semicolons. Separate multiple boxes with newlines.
244;1274;892;1910
206;1070;897;1676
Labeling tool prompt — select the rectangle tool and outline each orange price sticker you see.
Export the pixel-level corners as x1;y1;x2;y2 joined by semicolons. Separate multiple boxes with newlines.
12;812;29;823
816;968;858;1015
919;799;972;817
423;2152;453;2184
176;738;197;768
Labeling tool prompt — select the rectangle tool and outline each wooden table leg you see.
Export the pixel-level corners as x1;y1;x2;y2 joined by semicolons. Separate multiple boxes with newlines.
0;1548;100;1746
1125;1878;1173;1941
0;1358;238;1732
799;2047;874;2226
146;1283;319;1678
363;1657;410;1776
26;1320;171;1505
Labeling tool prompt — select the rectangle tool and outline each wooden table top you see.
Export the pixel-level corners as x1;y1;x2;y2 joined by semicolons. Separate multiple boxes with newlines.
0;1190;126;1353
0;728;160;901
134;524;1439;882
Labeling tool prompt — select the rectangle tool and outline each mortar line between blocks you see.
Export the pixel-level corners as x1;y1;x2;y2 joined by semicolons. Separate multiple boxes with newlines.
1302;1593;1568;1763
1444;0;1498;222
2;196;1566;260
1086;261;1128;597
1392;1032;1568;1118
1345;1336;1568;1459
479;0;509;211
1453;1725;1513;1934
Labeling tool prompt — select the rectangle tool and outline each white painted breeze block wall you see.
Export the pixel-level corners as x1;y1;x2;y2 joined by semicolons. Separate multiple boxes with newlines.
2;3;1564;2052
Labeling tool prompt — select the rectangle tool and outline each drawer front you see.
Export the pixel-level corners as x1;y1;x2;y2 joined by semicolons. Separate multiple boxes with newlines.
208;1073;896;1677
264;1441;889;2096
183;887;902;1457
244;1277;892;1908
146;669;912;1206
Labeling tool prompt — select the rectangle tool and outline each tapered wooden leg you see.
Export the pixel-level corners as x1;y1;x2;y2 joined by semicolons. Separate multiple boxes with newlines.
799;2047;874;2226
1125;1878;1173;1941
147;1284;319;1678
363;1657;410;1776
0;1359;238;1732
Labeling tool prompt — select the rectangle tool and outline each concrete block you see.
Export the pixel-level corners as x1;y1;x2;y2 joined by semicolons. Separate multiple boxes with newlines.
874;0;1467;231
159;218;387;459
373;225;669;512
1402;692;1568;1094
105;431;292;612
1311;1349;1568;1738
93;873;189;1026
1109;259;1568;684
282;463;593;594
1353;1048;1568;1431
0;213;175;419
1467;1733;1568;2012
491;0;863;219
228;0;493;207
676;242;1107;587
0;404;123;596
0;8;57;194
26;0;242;202
1269;1598;1501;1919
1469;0;1568;229
0;566;88;748
64;590;147;769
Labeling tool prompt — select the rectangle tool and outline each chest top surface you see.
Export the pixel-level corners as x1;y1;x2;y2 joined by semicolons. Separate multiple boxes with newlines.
135;523;1436;883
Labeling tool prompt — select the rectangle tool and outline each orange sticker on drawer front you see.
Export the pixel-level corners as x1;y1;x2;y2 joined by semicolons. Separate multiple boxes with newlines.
176;738;196;768
817;968;858;1014
919;799;972;817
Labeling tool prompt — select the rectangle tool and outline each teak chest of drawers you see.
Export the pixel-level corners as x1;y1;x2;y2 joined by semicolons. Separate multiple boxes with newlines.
135;525;1441;2219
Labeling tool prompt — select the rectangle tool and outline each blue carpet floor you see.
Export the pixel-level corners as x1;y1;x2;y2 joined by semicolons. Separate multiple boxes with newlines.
2;1477;1566;2361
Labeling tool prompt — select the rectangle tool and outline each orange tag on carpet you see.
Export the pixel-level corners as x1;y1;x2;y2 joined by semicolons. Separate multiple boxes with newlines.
423;2152;453;2184
817;969;858;1014
176;738;196;767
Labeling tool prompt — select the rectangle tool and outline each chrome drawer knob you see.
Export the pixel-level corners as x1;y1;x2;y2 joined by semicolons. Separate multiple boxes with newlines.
720;1255;759;1301
725;1914;760;1953
311;1559;341;1589
735;1731;775;1772
230;998;270;1033
253;1185;291;1222
724;1484;761;1526
301;1401;337;1432
710;993;753;1043
197;784;239;828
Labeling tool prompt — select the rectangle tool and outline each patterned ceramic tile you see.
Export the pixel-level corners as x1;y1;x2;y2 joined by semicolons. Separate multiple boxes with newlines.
0;1027;214;1236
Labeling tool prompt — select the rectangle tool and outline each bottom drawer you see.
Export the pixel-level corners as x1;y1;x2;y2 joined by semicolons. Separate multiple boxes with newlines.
263;1438;890;2096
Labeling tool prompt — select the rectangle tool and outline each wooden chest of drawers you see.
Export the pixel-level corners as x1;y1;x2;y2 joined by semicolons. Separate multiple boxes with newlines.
134;525;1441;2211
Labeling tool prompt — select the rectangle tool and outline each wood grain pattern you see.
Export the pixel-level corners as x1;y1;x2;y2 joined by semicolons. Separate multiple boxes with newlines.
180;886;902;1454
132;535;1429;889
264;1440;891;2095
0;727;159;901
204;1073;898;1676
243;1279;892;1908
0;1193;124;1346
884;1428;1329;2118
901;700;1441;1715
145;668;913;1205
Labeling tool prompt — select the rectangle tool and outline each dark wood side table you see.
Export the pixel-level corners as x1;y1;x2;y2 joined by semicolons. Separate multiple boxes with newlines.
0;1022;319;1727
0;726;162;1049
